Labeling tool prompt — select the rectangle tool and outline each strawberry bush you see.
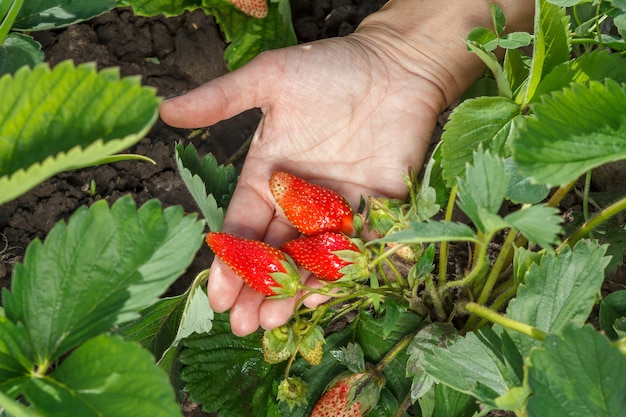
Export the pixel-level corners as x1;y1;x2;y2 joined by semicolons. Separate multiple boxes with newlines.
167;1;626;416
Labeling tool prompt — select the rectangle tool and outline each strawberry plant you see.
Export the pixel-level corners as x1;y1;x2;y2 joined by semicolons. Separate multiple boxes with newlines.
164;1;626;416
121;0;297;70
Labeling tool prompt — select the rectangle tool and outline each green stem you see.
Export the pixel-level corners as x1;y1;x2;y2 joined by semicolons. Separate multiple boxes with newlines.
443;233;490;290
375;332;415;373
559;194;626;250
465;302;547;341
475;228;517;306
383;257;406;288
438;186;457;286
425;274;446;321
0;0;24;44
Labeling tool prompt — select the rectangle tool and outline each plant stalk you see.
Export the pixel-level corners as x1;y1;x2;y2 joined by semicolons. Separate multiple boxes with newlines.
465;302;547;341
438;186;458;286
0;0;24;44
559;194;626;250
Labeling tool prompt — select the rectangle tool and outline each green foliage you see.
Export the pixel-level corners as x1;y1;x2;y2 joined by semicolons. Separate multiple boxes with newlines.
125;0;297;70
0;61;160;204
526;324;626;416
0;197;206;416
513;80;626;186
172;1;626;415
175;142;238;231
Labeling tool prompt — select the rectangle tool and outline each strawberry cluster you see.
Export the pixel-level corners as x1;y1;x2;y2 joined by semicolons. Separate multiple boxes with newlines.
205;171;369;298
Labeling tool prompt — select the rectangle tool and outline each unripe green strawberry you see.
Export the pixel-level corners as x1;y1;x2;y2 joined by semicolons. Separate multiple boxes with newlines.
281;232;369;281
294;323;325;366
310;369;385;417
261;325;295;364
277;376;308;411
205;232;301;297
299;340;324;366
270;171;354;236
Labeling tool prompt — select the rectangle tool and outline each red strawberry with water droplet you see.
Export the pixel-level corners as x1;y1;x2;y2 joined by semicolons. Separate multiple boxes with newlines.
206;232;301;297
270;171;354;237
281;232;369;281
227;0;268;18
310;369;384;417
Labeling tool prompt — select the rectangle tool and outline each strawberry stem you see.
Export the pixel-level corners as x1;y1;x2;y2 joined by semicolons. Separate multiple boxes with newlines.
438;185;458;286
374;332;415;373
465;302;547;341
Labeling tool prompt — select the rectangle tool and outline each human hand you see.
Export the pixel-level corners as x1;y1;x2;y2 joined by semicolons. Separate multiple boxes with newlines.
160;23;461;336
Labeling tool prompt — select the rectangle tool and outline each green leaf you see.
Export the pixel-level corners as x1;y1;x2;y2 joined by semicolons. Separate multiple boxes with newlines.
466;41;513;98
422;327;522;405
115;294;187;360
432;384;480;417
0;61;160;205
374;221;478;245
489;2;506;35
406;323;458;401
0;390;43;417
175;142;238;231
355;309;424;401
174;284;214;343
441;96;520;187
2;197;205;364
180;312;284;416
23;334;182;417
504;240;610;355
209;0;297;70
0;33;43;76
123;0;203;16
533;50;626;101
599;290;626;340
521;0;570;105
498;32;533;49
457;149;508;234
0;317;31;396
467;27;498;50
12;0;116;30
504;48;530;95
512;80;626;186
503;204;563;249
526;324;626;417
504;158;550;204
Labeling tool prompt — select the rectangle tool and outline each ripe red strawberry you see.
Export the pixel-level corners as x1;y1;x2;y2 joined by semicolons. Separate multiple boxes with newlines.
310;370;384;417
270;171;354;237
281;232;368;281
205;232;301;297
227;0;268;18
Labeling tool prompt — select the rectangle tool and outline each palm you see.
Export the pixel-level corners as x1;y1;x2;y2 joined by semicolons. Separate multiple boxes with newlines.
160;34;445;336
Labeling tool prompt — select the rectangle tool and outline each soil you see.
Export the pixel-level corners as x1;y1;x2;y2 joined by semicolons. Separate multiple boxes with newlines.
0;2;624;416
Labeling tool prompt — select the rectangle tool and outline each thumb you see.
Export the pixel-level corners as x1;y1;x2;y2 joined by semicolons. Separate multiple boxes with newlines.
159;55;274;128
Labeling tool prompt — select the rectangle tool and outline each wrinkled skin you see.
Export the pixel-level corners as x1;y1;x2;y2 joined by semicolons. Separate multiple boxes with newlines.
160;29;452;336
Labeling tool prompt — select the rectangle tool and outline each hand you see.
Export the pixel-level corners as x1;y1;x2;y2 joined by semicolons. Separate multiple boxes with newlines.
160;31;450;336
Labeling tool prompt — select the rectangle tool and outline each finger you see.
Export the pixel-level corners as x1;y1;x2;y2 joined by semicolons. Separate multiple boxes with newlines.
229;285;265;336
301;277;334;307
258;296;299;330
207;259;243;313
159;53;277;128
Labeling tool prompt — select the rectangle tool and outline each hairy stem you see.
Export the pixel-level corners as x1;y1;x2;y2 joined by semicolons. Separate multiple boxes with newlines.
559;194;626;250
438;186;458;286
465;302;547;341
